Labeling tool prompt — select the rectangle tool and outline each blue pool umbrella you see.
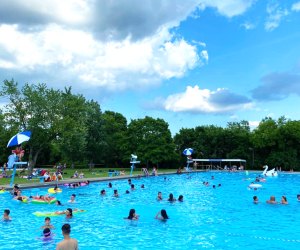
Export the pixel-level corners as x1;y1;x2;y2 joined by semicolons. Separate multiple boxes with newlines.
183;148;193;156
7;131;31;147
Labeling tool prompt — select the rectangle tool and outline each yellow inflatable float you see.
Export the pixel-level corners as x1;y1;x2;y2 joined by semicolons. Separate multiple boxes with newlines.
48;188;62;194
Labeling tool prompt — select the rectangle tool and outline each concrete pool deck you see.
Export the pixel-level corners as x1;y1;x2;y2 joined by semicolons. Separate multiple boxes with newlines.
2;170;192;190
3;169;294;191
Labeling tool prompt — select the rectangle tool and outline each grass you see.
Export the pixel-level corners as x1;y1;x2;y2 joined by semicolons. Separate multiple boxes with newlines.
0;167;176;186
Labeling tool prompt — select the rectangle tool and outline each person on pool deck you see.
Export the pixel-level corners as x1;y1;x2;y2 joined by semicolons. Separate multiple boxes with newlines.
41;217;54;229
253;196;259;204
2;209;12;221
56;223;78;250
157;192;163;201
125;209;139;220
281;196;288;205
168;193;176;202
68;194;76;203
155;209;169;221
266;196;278;204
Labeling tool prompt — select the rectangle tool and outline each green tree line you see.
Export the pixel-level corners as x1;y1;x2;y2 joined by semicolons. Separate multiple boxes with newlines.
0;80;299;172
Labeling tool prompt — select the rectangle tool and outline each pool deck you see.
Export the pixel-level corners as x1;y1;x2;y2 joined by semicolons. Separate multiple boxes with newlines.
2;170;199;190
3;169;295;191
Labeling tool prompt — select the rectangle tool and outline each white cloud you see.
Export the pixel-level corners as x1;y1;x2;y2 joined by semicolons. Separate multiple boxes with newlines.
249;120;260;128
265;3;289;31
200;0;255;18
241;22;255;30
0;0;255;91
0;24;203;90
291;2;300;11
163;85;253;114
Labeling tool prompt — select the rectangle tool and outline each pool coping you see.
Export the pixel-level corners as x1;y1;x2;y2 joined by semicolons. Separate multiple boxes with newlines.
3;170;205;190
3;169;296;191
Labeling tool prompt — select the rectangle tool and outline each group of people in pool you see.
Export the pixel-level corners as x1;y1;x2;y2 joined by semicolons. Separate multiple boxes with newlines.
124;208;169;221
253;195;300;204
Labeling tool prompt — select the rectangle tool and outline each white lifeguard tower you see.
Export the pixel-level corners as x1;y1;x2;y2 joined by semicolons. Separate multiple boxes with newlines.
130;154;140;176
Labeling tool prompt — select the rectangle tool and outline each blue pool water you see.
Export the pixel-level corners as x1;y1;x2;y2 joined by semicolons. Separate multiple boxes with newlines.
1;171;300;249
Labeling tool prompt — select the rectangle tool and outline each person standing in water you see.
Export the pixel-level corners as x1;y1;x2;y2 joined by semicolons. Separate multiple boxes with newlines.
56;224;78;250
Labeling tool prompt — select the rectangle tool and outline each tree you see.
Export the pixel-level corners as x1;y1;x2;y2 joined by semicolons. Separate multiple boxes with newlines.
0;80;64;173
126;116;176;168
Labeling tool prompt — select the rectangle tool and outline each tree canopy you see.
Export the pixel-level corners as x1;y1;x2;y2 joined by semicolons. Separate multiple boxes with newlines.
1;80;300;171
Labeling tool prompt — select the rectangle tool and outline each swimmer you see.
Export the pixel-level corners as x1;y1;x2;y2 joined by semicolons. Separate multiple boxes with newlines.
113;190;119;197
2;209;12;221
100;189;106;196
212;185;216;189
141;184;145;189
281;196;288;205
178;195;183;202
41;217;54;229
128;179;132;185
155;209;169;221
108;182;112;188
211;176;214;180
157;192;163;201
55;208;73;219
125;190;130;194
125;209;139;220
266;196;278;204
56;224;78;250
42;228;52;240
297;194;300;201
253;196;259;204
56;200;63;206
68;194;76;203
130;184;135;190
168;193;176;202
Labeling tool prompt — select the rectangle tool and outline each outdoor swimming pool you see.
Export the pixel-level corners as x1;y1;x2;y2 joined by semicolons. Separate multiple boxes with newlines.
1;171;300;249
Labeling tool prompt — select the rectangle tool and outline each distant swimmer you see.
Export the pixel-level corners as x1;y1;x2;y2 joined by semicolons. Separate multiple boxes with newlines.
155;209;169;221
253;196;259;204
68;194;76;203
178;195;184;202
125;209;139;220
266;196;278;204
2;209;12;221
157;192;163;201
297;194;300;201
168;193;176;202
281;196;288;205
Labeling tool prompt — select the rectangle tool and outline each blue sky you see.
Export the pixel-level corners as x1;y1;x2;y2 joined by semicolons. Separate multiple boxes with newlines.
0;0;300;134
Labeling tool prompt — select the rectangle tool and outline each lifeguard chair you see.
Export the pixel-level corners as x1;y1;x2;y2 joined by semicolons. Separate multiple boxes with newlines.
130;154;140;176
8;154;28;187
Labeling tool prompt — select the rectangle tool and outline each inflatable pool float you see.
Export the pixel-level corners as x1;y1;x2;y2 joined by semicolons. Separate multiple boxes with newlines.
0;190;6;194
48;188;62;194
248;183;262;189
31;198;57;204
33;209;86;217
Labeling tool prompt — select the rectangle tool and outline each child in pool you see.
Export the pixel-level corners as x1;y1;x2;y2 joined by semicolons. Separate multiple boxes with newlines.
41;217;54;229
2;209;12;221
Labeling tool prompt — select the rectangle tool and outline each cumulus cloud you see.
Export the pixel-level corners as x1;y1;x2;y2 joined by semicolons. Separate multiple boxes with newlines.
0;0;254;91
252;71;300;100
200;0;255;18
291;2;300;11
241;22;255;30
249;120;260;128
162;85;253;114
265;3;289;31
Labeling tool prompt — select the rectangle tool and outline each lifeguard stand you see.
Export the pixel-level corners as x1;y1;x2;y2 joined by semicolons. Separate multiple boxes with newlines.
130;154;140;176
8;154;28;187
186;156;193;172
